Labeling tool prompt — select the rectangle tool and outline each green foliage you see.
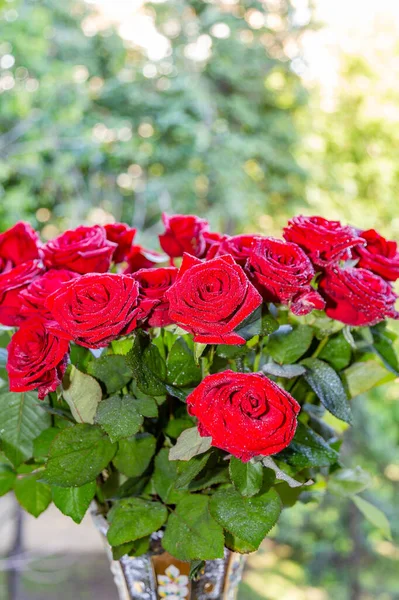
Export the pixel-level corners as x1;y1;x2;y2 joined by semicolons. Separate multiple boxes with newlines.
301;358;352;424
229;457;264;497
52;481;97;524
87;355;132;394
163;495;225;561
266;326;313;364
169;427;212;461
0;464;16;496
107;498;167;546
153;448;188;504
0;390;51;467
43;424;117;487
127;332;166;396
95;395;143;443
277;422;339;469
62;366;102;424
14;474;52;517
209;486;282;549
112;434;156;478
166;338;202;387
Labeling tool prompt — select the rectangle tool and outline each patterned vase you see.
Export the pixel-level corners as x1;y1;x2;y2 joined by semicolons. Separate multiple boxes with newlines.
92;510;246;600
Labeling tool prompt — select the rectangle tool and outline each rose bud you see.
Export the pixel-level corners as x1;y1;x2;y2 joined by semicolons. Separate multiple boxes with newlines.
353;229;399;282
247;237;325;315
0;222;41;273
207;234;261;266
187;370;300;462
133;266;178;328
159;213;209;258
319;267;399;326
42;225;117;274
0;260;45;326
283;215;364;267
124;245;167;274
7;317;69;400
45;273;158;348
19;269;78;321
104;222;137;263
166;253;262;345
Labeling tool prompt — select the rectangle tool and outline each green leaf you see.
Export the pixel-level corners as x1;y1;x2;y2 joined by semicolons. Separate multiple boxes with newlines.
267;325;313;364
52;481;97;523
352;496;392;540
112;541;135;560
343;358;396;399
0;390;51;467
261;313;279;335
153;448;188;503
133;396;158;418
113;433;156;478
225;532;257;554
107;498;167;546
372;334;399;376
209;486;281;549
87;354;132;394
126;331;167;395
188;467;230;491
110;338;135;356
163;495;225;561
277;422;339;468
234;305;262;341
167;338;202;387
62;366;102;424
0;464;16;496
169;427;212;461
194;343;207;365
301;358;352;424
318;334;352;371
175;453;211;489
95;395;143;443
14;474;52;517
229;457;263;497
33;428;60;459
43;424;117;487
164;417;195;439
189;560;206;580
328;467;372;497
112;536;150;560
262;362;306;378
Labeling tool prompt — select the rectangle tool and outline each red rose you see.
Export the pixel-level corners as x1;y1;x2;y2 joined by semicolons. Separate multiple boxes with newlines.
7;317;69;400
19;269;78;321
0;222;41;272
283;216;364;267
104;222;136;263
166;253;262;344
42;225;117;274
207;234;261;266
353;229;399;282
0;260;44;326
319;267;399;326
187;371;300;461
201;231;228;258
133;267;178;327
45;273;156;348
247;238;325;315
159;213;209;258
124;245;167;274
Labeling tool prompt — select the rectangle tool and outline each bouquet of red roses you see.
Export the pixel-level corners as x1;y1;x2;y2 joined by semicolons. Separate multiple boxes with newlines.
0;214;398;563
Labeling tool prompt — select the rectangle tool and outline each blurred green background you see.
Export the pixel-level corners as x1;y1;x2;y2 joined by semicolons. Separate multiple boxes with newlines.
0;0;398;599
